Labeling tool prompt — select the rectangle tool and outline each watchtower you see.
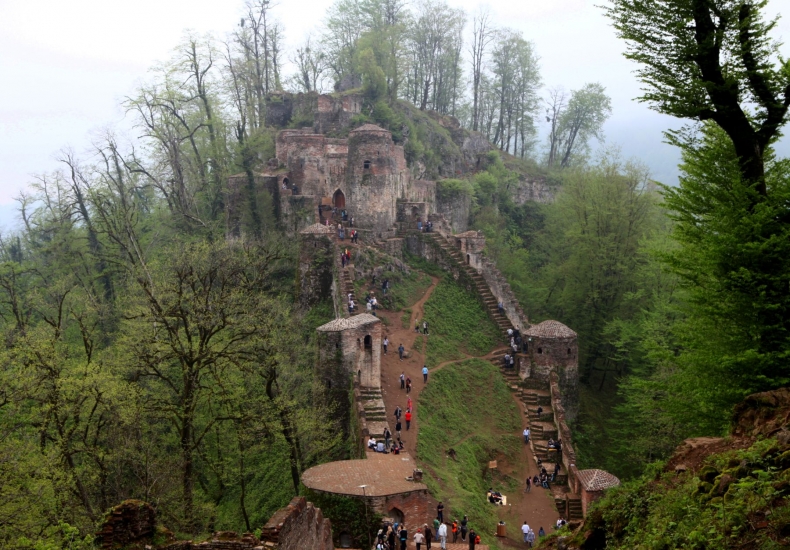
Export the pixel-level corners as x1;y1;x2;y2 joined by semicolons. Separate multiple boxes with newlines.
524;320;579;420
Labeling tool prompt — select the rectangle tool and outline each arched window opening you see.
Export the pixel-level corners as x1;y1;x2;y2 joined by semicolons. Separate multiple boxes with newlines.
364;335;372;349
357;369;362;382
363;159;371;170
466;253;471;265
568;348;572;355
537;347;543;354
335;342;339;349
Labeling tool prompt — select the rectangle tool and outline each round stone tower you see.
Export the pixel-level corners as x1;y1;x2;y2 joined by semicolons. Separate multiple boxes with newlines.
346;124;406;236
525;320;579;420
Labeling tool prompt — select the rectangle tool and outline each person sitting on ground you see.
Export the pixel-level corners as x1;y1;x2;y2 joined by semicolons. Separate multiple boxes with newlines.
487;488;503;504
376;440;386;453
367;437;376;449
392;443;400;455
533;474;540;487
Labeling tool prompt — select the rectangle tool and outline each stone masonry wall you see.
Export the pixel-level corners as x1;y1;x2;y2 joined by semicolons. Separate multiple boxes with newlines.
262;497;334;550
366;489;434;530
478;255;528;332
510;176;559;205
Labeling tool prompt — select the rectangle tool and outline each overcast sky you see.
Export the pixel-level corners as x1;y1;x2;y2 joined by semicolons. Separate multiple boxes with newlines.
1;0;789;229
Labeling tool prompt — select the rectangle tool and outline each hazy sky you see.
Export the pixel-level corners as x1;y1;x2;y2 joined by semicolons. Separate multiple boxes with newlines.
1;0;789;229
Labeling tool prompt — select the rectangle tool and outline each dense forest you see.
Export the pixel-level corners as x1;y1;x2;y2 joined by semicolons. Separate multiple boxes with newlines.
2;0;790;548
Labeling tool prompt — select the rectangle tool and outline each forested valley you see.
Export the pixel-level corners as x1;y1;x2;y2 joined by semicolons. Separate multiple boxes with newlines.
2;0;790;548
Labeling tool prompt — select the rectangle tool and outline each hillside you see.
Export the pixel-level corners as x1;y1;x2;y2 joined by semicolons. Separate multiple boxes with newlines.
537;389;790;549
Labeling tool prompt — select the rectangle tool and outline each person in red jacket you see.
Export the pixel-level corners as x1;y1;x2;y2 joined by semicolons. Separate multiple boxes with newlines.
405;410;412;430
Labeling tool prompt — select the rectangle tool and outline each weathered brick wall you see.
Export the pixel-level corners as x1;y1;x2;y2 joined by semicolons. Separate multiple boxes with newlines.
340;321;382;388
95;500;156;549
262;497;334;550
158;533;260;550
315;93;363;134
316;331;352;440
477;255;528;332
527;336;578;420
297;233;335;309
435;187;471;233
368;490;437;531
347;128;409;235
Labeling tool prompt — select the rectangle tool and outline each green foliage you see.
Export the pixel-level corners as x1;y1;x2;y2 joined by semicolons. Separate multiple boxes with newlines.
586;437;790;549
302;488;383;548
417;359;521;545
421;274;500;365
358;48;387;101
436;179;474;202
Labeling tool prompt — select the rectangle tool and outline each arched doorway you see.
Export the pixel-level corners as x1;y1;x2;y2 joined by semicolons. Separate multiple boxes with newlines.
466;253;471;265
388;507;404;526
333;189;346;209
364;335;372;349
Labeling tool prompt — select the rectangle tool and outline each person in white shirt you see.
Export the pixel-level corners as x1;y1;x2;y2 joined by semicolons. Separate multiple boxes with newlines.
413;529;425;550
383;337;389;354
522;522;531;543
367;437;376;449
438;522;448;549
523;427;530;443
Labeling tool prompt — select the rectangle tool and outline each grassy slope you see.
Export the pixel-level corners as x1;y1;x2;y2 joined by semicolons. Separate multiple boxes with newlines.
417;359;521;547
544;436;790;549
421;275;501;365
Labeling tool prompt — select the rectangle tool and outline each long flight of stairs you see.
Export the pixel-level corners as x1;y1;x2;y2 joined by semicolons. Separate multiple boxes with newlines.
359;387;389;439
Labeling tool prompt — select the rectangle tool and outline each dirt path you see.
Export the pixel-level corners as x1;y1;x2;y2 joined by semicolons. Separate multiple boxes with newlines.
372;275;558;546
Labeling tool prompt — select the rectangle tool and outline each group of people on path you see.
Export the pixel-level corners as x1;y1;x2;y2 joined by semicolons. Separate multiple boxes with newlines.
414;319;429;334
376;507;481;550
520;522;546;547
416;220;434;232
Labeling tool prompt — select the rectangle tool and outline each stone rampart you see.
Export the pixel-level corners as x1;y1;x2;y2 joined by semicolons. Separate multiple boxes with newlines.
261;497;334;550
478;255;528;332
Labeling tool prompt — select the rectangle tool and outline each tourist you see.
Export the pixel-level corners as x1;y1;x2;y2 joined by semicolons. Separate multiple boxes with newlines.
498;301;504;314
536;406;543;418
367;437;376;449
523;427;530;444
460;516;468;541
437;501;444;522
433;517;440;541
406;377;412;394
394;405;402;421
538;527;545;538
367;301;373;313
388;527;396;548
423;320;429;335
414;528;425;550
553;462;560;481
350;216;354;227
525;476;531;493
405;409;412;430
507;328;514;338
384;427;392;449
383;337;389;354
423;524;433;549
423;365;429;383
407;396;412;410
521;522;531;544
418;220;423;231
526;527;535;547
395;419;402;439
451;520;458;542
376;440;385;453
438;521;447;549
348;299;355;313
341;253;346;268
415;319;420;333
510;355;516;369
400;373;405;389
398;344;405;361
503;353;510;368
399;525;408;550
468;528;476;550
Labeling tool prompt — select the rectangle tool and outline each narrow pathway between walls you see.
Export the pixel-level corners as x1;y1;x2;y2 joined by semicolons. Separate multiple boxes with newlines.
368;274;559;547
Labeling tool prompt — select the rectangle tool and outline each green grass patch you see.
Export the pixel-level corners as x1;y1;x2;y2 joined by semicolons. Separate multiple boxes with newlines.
421;275;500;365
354;268;431;312
401;308;412;329
417;359;521;547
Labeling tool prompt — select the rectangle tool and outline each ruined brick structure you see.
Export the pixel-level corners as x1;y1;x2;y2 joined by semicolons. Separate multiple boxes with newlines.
297;224;335;309
261;497;334;550
95;500;156;549
524;320;579;421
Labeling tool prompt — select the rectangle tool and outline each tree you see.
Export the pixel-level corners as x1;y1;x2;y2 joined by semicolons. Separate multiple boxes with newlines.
606;0;790;195
470;9;496;132
291;36;327;93
546;83;611;168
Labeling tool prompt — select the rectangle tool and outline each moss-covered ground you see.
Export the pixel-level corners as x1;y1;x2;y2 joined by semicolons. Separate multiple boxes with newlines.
417;358;521;547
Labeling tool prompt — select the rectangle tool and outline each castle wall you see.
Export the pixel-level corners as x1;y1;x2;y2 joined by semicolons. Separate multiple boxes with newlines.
346;129;409;235
315;93;363;134
297;233;335;309
262;497;334;550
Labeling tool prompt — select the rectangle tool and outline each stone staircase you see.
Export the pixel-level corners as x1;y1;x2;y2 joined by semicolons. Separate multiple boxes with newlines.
427;233;512;342
360;387;390;439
